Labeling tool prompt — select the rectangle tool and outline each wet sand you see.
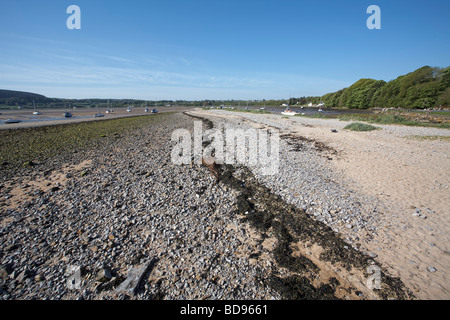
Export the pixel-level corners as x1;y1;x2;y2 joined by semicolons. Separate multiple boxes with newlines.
0;107;190;130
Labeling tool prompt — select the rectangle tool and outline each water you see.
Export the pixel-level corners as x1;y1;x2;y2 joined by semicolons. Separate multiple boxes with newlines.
0;115;93;124
233;106;372;115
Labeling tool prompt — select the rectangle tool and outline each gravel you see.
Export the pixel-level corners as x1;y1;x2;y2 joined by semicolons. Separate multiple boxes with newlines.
0;112;279;300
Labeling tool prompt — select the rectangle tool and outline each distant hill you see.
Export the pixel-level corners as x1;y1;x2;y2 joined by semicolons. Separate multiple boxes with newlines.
321;66;450;109
0;89;48;105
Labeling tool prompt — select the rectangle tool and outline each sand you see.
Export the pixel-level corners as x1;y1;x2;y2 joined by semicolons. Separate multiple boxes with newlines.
194;109;450;300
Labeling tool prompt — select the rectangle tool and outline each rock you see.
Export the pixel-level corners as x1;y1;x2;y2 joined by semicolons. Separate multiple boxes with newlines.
96;267;113;283
16;269;33;282
0;267;9;279
5;244;18;252
427;266;437;273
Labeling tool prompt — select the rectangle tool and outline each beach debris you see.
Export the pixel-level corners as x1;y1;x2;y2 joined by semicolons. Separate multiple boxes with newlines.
412;208;427;219
427;266;437;273
202;157;220;182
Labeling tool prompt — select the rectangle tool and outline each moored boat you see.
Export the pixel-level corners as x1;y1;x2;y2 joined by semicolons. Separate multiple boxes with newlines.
4;119;22;124
281;108;298;116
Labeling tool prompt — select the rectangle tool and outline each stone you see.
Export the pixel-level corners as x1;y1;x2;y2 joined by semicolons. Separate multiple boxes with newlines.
427;266;437;273
96;267;113;283
0;267;8;278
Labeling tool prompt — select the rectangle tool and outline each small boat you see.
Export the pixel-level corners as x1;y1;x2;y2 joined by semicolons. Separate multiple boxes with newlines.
64;112;73;118
281;108;298;116
32;101;41;115
4;119;22;124
94;113;104;118
127;108;132;112
318;108;323;112
145;108;149;113
151;109;158;113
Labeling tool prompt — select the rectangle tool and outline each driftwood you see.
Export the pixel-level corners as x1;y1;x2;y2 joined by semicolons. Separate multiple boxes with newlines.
202;157;220;182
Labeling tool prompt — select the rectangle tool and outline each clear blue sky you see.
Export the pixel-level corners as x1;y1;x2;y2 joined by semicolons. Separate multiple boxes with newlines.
0;0;449;100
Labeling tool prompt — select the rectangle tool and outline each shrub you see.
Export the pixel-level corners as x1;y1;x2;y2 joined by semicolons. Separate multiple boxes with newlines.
343;123;379;131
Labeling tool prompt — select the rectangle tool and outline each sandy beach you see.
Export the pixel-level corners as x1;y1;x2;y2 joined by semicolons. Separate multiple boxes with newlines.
192;109;450;299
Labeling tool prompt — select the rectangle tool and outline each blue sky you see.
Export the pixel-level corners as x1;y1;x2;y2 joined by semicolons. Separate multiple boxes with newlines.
0;0;449;100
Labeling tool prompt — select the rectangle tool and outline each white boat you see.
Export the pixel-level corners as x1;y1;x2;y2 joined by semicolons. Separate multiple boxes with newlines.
281;108;298;116
32;101;41;115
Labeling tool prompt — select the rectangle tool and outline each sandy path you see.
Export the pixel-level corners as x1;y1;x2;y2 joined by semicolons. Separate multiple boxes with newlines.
194;109;450;300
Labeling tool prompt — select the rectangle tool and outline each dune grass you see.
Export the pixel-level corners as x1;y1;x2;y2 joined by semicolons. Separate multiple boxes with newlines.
343;122;380;131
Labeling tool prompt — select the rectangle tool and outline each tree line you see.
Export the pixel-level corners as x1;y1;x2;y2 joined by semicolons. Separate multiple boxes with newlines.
320;66;450;109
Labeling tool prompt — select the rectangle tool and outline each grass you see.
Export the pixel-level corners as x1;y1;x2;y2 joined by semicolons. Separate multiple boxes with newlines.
294;113;329;119
406;135;450;141
224;108;271;114
343;122;380;131
0;113;170;173
297;111;450;129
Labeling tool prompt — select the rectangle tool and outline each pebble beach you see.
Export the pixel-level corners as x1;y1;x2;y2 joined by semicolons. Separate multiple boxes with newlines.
0;109;447;300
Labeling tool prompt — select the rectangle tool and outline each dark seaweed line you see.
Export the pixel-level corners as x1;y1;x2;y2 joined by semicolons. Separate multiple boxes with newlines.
185;112;414;300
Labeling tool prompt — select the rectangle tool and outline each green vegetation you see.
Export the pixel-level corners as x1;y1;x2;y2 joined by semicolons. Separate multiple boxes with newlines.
224;108;271;114
0;113;170;172
321;66;450;109
406;135;450;141
296;111;449;129
338;113;449;128
343;123;379;131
